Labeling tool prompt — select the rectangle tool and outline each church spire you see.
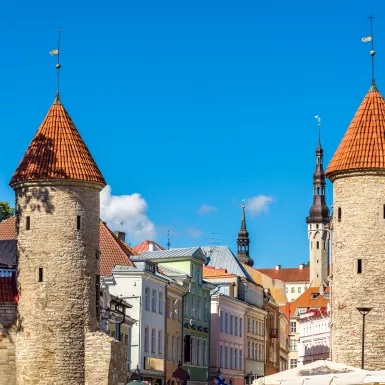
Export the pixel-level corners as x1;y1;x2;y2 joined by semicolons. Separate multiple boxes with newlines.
307;117;330;224
237;202;253;266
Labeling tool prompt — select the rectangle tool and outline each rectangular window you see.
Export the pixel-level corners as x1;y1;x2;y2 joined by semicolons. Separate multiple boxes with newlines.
196;339;200;366
235;316;238;336
184;297;189;318
235;349;238;369
230;347;233;369
152;290;157;312
172;336;175;362
26;216;31;230
191;338;195;365
225;313;229;334
290;359;298;369
144;327;149;352
159;292;163;314
291;287;295;293
338;207;342;222
240;350;243;370
38;267;44;282
240;318;243;337
220;345;224;368
290;321;296;333
158;330;162;354
77;215;81;230
247;317;250;332
290;339;297;352
220;311;224;332
230;315;233;335
298;287;302;293
357;259;363;274
198;299;201;320
151;328;156;353
247;342;250;358
202;339;207;366
173;298;176;319
192;296;196;319
177;337;181;362
204;298;208;322
225;346;228;368
145;287;150;310
184;335;191;363
252;319;255;334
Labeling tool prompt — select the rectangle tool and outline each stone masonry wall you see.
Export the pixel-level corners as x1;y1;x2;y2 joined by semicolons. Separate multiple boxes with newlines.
0;304;17;385
332;174;385;369
15;183;100;384
85;331;127;385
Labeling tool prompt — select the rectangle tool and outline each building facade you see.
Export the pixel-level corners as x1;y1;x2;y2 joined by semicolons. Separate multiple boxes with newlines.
325;83;385;369
298;306;330;365
279;313;289;372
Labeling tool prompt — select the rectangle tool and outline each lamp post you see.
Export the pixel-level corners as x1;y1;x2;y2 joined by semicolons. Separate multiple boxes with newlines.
356;307;372;369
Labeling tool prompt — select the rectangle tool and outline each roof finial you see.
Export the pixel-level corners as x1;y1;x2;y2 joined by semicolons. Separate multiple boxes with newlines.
50;27;62;103
362;16;376;88
167;229;171;250
315;115;321;146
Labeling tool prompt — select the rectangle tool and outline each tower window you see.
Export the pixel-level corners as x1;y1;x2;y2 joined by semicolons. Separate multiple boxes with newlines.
316;224;319;229
316;241;319;249
338;207;342;222
357;259;363;274
323;241;326;250
38;268;44;282
383;205;385;219
77;216;81;230
317;260;319;264
26;216;31;230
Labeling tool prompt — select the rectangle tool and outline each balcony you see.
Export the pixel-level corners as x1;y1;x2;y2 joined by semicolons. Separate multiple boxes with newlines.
270;328;278;338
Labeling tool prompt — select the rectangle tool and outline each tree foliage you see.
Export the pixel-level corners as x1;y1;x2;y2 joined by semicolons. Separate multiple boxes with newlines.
303;261;310;268
0;201;15;220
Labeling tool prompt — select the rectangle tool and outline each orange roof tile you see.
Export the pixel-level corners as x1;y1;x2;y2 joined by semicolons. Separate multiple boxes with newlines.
290;286;330;317
133;240;165;253
255;267;309;282
0;217;16;240
326;85;385;177
10;95;106;187
99;221;137;276
203;266;236;278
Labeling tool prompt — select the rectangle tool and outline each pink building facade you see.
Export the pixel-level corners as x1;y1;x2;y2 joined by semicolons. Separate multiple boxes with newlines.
210;294;248;385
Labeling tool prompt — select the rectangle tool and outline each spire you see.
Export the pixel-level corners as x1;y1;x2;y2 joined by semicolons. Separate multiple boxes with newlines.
237;202;253;266
368;15;376;86
307;117;330;224
10;97;106;188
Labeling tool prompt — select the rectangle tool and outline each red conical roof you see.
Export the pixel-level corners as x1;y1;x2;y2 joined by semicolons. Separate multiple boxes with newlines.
326;85;385;178
10;95;106;187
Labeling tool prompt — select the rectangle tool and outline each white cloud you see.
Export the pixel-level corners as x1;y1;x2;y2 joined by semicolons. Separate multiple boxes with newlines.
198;204;218;215
246;195;274;216
100;185;156;243
186;226;203;238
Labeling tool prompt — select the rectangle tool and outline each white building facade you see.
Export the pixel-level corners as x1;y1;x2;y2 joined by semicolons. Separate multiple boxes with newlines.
298;306;330;366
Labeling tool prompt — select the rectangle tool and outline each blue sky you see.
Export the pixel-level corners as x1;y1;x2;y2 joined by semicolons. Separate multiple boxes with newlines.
0;0;383;267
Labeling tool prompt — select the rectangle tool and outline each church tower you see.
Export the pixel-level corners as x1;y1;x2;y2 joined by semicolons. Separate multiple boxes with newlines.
326;82;385;369
237;204;253;266
10;93;107;383
306;128;330;287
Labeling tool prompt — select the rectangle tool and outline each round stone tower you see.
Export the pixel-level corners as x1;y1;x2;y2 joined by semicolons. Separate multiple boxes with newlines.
10;94;106;384
326;83;385;369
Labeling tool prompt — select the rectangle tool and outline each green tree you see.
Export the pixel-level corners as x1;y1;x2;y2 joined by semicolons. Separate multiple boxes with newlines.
303;261;310;268
0;201;15;220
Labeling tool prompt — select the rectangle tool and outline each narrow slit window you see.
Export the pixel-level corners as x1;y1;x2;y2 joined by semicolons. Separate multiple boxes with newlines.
38;268;43;282
323;241;326;250
338;207;342;222
316;241;319;249
77;216;81;230
357;259;363;274
26;216;31;230
383;205;385;219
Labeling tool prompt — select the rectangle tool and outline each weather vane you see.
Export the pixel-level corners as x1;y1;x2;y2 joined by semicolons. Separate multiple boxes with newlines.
50;27;62;96
314;115;321;144
362;16;375;85
167;229;171;250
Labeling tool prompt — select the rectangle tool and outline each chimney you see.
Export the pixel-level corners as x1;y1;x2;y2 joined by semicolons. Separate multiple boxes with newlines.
149;242;154;252
299;264;304;270
114;231;126;242
275;264;281;270
0;206;2;222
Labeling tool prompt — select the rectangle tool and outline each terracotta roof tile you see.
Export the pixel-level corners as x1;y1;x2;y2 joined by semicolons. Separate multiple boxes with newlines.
290;286;330;317
10;95;106;187
0;217;16;240
326;85;385;177
203;266;236;278
133;240;165;253
0;273;18;304
255;267;310;282
99;221;137;276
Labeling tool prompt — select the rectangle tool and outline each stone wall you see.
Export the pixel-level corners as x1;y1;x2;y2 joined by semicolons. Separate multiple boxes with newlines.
332;174;385;369
85;331;127;385
0;304;17;385
15;183;101;384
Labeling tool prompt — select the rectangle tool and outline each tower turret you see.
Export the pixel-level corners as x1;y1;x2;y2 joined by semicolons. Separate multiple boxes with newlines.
237;204;253;266
306;124;330;287
10;93;107;384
